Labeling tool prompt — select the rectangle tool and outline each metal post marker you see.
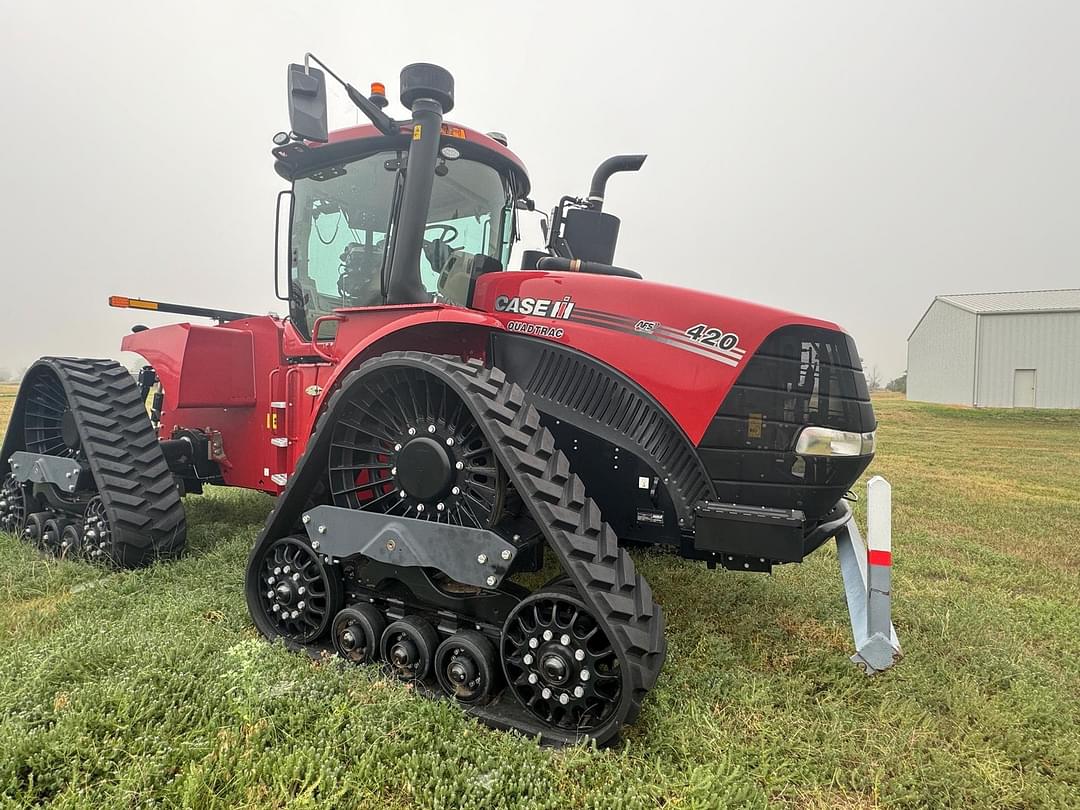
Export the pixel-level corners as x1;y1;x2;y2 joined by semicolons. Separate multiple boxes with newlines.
836;475;902;674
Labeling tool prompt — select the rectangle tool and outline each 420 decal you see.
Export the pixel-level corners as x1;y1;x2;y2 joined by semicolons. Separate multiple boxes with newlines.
684;323;740;351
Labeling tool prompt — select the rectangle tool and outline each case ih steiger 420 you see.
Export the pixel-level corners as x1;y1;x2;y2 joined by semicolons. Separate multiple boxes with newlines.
0;58;900;744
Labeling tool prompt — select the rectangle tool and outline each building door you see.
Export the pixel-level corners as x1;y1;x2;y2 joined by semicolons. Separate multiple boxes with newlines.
1012;369;1036;408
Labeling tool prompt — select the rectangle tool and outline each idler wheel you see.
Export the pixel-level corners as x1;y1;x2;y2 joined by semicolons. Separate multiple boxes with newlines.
435;630;498;705
381;616;439;681
332;604;387;665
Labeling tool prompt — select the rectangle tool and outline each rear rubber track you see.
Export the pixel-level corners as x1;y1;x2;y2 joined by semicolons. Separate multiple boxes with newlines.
2;358;186;567
250;352;666;742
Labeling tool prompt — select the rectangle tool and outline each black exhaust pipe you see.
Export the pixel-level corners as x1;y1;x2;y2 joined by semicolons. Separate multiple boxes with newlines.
587;154;646;212
386;63;455;304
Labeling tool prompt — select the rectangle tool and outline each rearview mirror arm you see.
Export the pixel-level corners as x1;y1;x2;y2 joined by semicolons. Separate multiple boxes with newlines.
305;53;401;136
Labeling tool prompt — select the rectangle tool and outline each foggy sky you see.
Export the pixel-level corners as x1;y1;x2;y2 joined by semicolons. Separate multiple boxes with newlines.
2;1;1077;382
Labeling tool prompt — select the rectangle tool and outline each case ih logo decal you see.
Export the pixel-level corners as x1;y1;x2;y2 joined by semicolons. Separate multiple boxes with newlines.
494;295;576;319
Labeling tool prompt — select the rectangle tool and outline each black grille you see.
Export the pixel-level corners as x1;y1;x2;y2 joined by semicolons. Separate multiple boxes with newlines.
698;326;875;519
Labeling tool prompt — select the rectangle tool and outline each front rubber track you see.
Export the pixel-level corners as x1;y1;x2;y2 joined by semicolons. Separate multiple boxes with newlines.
248;353;667;745
1;357;186;567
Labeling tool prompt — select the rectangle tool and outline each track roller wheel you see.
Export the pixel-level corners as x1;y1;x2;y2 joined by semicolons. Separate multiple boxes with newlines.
332;604;387;664
24;512;50;548
59;523;83;558
249;535;343;643
0;475;28;537
381;616;439;682
435;630;498;705
41;517;74;557
501;587;624;734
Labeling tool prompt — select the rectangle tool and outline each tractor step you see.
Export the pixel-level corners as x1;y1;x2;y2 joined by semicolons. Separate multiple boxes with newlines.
0;357;186;567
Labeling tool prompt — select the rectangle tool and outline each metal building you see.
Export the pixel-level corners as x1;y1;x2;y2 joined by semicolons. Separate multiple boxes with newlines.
907;289;1080;408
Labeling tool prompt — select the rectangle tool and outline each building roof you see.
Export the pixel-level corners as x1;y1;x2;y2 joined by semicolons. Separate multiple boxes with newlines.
937;288;1080;315
908;288;1080;340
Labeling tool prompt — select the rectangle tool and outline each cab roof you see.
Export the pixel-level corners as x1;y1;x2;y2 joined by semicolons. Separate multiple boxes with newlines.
273;121;530;198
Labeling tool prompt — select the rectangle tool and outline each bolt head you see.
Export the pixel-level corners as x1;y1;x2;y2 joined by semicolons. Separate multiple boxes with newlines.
311;540;320;550
436;502;445;511
485;575;497;587
542;630;553;641
302;514;311;524
528;638;539;649
317;525;326;534
477;553;488;564
427;424;436;433
266;576;275;585
266;591;274;599
455;461;464;470
391;467;397;476
408;427;416;436
394;443;402;452
541;688;552;700
298;586;306;595
574;649;585;661
65;471;73;479
399;491;407;498
500;549;512;561
283;566;291;574
272;604;280;612
559;693;569;705
560;634;570;645
297;601;306;610
290;610;299;619
574;686;585;698
451;486;460;495
523;653;533;665
445;437;454;446
528;673;538;684
580;669;590;681
416;504;424;512
86;530;97;540
292;572;301;582
274;566;282;575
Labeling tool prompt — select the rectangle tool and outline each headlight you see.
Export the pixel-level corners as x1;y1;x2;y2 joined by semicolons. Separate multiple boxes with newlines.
794;426;876;457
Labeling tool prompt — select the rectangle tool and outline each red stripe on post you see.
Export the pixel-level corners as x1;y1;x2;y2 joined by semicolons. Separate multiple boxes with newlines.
868;549;892;567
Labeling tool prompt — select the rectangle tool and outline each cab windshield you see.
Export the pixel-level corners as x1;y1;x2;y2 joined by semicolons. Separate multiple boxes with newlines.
289;151;513;338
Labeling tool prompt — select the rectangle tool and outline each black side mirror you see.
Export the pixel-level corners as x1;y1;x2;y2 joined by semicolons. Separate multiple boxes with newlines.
287;64;328;143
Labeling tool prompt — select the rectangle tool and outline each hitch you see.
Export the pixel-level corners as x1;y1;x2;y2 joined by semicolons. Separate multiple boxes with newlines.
836;475;902;674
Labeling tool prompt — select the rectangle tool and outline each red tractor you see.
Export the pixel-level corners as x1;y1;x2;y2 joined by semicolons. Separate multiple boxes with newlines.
0;58;899;744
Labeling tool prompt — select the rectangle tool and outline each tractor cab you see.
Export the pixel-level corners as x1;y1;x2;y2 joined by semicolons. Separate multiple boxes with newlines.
271;58;531;342
276;125;528;340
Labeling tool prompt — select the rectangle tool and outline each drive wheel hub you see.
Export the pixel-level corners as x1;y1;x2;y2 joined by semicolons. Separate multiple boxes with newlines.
396;437;453;501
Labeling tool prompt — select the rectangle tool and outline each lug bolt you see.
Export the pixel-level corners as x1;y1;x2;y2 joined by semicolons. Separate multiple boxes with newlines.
541;688;552;700
267;577;275;585
266;591;274;599
542;630;553;641
427;424;436;433
574;686;585;698
455;461;464;470
394;443;402;452
297;601;306;610
391;467;397;475
446;437;454;446
559;693;569;705
290;610;299;619
500;549;512;561
477;553;488;564
399;491;407;499
451;486;460;495
292;573;300;582
528;673;538;684
560;634;570;645
523;653;534;665
416;504;424;512
436;502;445;511
311;541;320;550
580;669;590;681
298;586;306;595
528;638;539;649
408;427;416;436
574;649;585;661
283;566;291;574
272;604;280;612
485;575;497;587
87;530;97;540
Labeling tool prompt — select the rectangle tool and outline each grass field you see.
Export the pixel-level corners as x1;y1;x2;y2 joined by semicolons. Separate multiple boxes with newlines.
0;387;1077;808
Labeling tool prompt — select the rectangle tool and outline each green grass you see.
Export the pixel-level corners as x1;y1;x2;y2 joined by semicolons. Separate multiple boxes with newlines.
1;393;1078;808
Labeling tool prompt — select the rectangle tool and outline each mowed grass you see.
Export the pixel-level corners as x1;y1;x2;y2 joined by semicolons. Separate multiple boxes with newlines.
0;390;1078;808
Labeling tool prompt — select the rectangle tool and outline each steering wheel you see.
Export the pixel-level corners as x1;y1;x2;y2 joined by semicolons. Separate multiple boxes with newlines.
424;224;459;244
